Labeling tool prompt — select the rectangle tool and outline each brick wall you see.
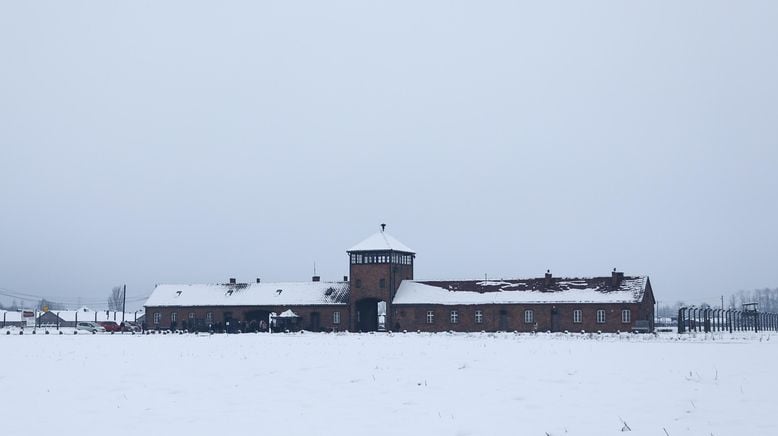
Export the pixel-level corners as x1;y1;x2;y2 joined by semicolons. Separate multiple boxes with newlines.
145;305;349;332
393;302;650;333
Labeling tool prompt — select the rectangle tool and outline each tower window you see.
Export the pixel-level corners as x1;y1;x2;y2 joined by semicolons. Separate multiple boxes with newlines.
379;278;386;289
356;279;362;289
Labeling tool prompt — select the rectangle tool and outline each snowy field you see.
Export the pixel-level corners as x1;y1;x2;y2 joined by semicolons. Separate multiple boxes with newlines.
0;330;775;436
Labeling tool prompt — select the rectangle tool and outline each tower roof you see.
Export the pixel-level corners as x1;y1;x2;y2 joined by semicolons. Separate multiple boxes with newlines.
348;228;415;254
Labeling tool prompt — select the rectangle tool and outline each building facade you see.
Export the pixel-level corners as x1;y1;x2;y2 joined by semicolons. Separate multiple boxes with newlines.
144;226;655;333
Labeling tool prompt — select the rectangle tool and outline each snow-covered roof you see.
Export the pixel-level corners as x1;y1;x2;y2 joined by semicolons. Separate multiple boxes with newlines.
348;230;415;253
43;310;141;323
0;310;23;322
277;309;299;318
144;281;350;308
393;276;648;305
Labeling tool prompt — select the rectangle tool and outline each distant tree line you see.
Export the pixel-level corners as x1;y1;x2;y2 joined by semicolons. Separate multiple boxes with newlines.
728;288;778;312
656;287;778;319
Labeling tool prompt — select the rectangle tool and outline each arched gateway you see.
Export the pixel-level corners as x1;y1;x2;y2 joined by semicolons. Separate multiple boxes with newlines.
347;224;415;332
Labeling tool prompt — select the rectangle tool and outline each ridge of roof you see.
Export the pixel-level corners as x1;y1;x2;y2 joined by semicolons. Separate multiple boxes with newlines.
348;231;415;253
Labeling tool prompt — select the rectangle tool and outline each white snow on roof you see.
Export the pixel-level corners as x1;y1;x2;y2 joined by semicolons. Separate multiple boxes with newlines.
277;309;299;318
0;310;23;322
393;278;647;305
348;231;415;253
144;281;349;308
49;310;140;323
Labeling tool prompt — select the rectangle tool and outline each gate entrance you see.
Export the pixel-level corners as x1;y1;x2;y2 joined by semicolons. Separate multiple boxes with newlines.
355;298;386;332
245;310;271;332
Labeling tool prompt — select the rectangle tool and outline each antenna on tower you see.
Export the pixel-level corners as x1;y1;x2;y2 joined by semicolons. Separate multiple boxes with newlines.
313;261;317;276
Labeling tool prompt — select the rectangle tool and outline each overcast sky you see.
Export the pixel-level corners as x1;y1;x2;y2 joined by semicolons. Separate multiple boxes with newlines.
1;1;777;310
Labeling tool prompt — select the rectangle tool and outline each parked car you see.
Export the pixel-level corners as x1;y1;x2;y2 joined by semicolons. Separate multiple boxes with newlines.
76;322;106;333
121;321;142;332
98;321;121;332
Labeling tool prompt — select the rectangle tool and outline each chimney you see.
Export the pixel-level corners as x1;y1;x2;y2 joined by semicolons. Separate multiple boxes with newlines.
256;278;261;283
343;275;348;282
544;269;552;287
229;278;236;285
312;275;320;282
611;268;624;287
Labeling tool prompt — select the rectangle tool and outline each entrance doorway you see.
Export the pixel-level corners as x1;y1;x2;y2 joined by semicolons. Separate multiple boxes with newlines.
499;310;509;331
310;312;321;331
355;298;386;332
245;310;271;332
551;307;561;332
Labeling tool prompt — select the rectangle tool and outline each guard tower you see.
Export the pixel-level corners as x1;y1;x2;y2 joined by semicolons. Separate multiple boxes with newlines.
347;224;415;331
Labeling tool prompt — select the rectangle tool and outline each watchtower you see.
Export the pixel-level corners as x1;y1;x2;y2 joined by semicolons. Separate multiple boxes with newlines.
347;224;415;331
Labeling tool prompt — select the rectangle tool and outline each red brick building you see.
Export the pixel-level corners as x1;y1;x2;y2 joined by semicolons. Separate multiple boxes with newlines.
144;226;655;333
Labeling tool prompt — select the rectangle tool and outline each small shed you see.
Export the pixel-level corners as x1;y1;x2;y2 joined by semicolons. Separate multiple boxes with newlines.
271;309;300;332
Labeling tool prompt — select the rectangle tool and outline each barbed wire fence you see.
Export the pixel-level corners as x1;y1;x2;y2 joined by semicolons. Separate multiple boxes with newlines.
677;306;778;333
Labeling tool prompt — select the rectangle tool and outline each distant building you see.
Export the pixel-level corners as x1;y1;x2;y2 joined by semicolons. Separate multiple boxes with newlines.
37;308;144;328
144;226;655;333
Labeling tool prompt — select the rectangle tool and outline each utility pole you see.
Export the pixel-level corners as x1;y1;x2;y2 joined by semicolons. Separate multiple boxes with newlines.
121;284;127;325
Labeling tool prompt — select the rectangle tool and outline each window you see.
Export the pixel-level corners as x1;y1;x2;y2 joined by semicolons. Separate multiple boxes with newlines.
379;278;386;289
450;310;459;324
206;312;213;324
171;312;177;322
426;310;435;324
357;254;363;264
333;311;341;324
153;312;161;324
573;309;582;324
356;279;362;288
524;309;534;324
621;309;631;323
475;310;483;324
188;312;195;320
596;309;606;324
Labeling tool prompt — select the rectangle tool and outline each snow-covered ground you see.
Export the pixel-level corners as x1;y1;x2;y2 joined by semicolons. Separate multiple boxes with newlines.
0;330;774;435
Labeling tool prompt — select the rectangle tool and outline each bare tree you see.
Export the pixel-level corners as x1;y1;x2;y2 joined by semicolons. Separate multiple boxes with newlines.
107;286;124;311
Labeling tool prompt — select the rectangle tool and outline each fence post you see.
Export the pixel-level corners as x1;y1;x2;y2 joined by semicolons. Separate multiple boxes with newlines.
678;308;685;333
724;309;732;333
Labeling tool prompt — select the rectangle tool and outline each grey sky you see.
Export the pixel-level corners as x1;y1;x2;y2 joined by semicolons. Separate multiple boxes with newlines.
1;1;777;310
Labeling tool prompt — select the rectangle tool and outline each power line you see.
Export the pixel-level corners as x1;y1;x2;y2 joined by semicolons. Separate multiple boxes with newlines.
0;286;150;308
